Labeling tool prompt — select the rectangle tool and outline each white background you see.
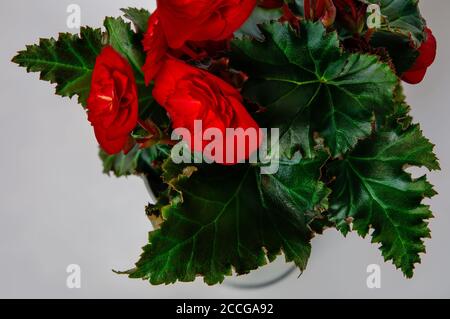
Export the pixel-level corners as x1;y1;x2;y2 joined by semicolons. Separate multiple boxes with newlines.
0;0;449;298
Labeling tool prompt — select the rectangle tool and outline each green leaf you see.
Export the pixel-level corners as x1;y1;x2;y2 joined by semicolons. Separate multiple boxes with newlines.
129;153;329;285
382;84;413;131
232;21;397;157
364;0;425;74
370;31;419;75
261;151;330;223
12;27;102;106
234;6;283;41
364;0;425;46
104;17;145;77
121;8;151;34
100;144;170;178
138;99;170;130
328;121;439;277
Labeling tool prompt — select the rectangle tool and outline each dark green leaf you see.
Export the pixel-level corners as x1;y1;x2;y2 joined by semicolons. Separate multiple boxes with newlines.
328;121;439;277
234;6;283;41
364;0;425;46
232;21;397;157
12;27;102;106
129;153;328;284
261;151;330;223
138;99;170;130
370;30;419;75
121;7;151;34
383;84;413;130
104;17;145;77
364;0;425;74
100;144;170;177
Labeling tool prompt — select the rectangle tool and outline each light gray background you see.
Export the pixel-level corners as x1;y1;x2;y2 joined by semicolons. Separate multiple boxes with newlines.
0;0;449;298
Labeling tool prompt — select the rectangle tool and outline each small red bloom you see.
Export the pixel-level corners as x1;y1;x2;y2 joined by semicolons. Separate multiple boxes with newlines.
87;46;138;154
402;28;437;84
152;58;261;165
156;0;257;49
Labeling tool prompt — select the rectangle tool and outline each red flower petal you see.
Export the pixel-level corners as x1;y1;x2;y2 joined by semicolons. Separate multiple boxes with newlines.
142;10;168;84
153;58;262;165
402;27;437;84
409;28;437;71
87;46;138;154
402;68;428;85
156;0;256;49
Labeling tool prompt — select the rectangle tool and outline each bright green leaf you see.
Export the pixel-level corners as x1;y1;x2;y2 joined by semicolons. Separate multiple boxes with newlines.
100;144;170;178
328;121;439;277
12;27;102;106
232;21;398;157
104;16;145;77
121;7;151;34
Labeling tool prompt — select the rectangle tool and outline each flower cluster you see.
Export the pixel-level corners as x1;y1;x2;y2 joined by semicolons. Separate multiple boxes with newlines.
88;0;260;163
86;0;436;162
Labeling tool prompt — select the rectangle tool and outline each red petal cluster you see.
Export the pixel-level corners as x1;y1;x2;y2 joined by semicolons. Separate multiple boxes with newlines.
141;0;261;164
402;28;437;84
153;59;261;164
142;0;256;83
87;46;138;154
86;1;437;159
